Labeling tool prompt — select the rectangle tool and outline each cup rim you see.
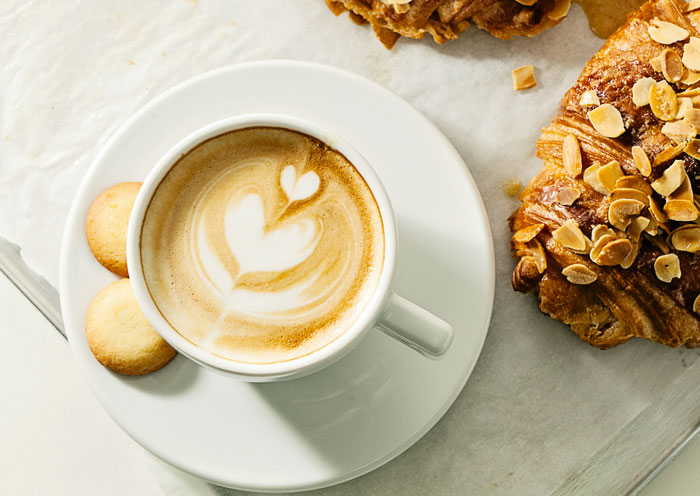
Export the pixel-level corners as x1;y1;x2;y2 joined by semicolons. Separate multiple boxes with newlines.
126;113;397;379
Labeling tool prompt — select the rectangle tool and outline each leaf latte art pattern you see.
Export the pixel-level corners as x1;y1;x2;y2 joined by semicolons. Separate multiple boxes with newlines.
141;128;384;364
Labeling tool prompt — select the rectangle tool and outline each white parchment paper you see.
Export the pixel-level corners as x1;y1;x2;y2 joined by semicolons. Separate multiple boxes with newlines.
3;1;700;494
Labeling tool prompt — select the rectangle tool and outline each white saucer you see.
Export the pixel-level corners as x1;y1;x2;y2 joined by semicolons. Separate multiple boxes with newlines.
59;61;495;492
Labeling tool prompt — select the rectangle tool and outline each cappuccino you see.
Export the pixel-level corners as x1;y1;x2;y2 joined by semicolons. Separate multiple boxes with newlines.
140;127;385;364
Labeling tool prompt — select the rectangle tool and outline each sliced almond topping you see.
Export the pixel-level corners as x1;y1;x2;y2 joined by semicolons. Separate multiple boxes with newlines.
648;19;690;44
583;163;609;195
687;0;700;12
561;264;597;285
512;65;536;91
645;216;660;236
661;48;684;82
650;54;664;73
597;160;624;193
627;216;650;242
597;238;634;266
644;232;671;253
683;37;700;72
616;176;654;196
590;234;618;263
683;108;700;130
648;195;669;223
591;224;616;243
651;160;686;196
620;240;641;269
611;187;650;206
632;77;656;107
654;253;681;282
513;223;545;243
548;0;570;20
588;104;626;137
632;146;652;176
685;139;700;159
528;239;547;273
694;294;700;314
669;175;694;201
675;97;693;119
676;87;700;98
670;225;700;252
680;70;700;86
556;187;580;206
652;142;686;167
664;198;700;221
608;198;645;230
661;119;697;143
649;80;679;121
562;135;582;176
552;219;588;252
515;0;537;4
579;90;600;107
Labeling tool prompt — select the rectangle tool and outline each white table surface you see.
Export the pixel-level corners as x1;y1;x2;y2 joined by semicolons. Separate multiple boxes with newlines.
0;270;698;494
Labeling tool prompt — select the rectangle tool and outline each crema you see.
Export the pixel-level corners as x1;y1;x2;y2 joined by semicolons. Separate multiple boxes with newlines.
140;127;384;363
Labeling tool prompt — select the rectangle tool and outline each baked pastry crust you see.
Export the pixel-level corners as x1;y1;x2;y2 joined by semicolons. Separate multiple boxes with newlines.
325;0;568;49
511;0;700;349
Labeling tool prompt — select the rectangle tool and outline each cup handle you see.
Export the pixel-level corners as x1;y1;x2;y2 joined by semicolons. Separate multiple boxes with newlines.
376;293;454;359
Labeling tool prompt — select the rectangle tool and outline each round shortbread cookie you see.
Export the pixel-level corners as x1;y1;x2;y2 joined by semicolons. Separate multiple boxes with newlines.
86;182;142;277
86;278;176;376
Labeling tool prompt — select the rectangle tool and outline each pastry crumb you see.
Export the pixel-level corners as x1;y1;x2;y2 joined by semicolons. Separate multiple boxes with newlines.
512;65;536;91
504;177;522;197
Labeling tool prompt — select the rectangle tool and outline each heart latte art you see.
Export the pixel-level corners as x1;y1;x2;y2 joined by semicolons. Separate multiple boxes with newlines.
141;127;384;363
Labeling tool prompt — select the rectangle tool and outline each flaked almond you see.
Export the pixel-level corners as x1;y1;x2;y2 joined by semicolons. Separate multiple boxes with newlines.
514;239;547;274
676;97;693;119
627;216;650;242
513;223;545;243
687;0;700;12
588;104;626;137
515;0;537;4
683;37;700;72
608;198;645;230
694;294;700;314
552;219;588;252
648;195;669;223
616;176;654;196
648;19;690;44
686;139;700;160
562;134;582;176
676;87;700;98
579;90;600;107
556;187;580;206
597;160;624;193
649;80;679;121
669;175;694;201
621;240;641;269
664;198;700;220
645;216;660;236
583;163;609;195
661;120;697;143
650;54;664;73
683;108;700;130
670;225;700;252
561;264;597;285
592;225;616;243
661;48;684;82
651;160;686;196
590;234;617;263
632;77;656;107
681;70;700;86
597;238;634;266
548;0;570;20
632;146;652;176
654;253;681;282
611;187;649;206
644;232;671;253
512;65;536;91
652;142;686;167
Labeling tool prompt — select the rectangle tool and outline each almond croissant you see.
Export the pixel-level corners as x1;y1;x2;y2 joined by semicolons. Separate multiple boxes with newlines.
325;0;571;49
511;0;700;349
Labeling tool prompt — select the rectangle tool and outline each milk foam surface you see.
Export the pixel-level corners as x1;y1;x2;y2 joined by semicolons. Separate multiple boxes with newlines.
141;127;384;363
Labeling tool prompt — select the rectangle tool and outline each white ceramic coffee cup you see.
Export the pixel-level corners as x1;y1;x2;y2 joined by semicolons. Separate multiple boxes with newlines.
127;114;453;381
